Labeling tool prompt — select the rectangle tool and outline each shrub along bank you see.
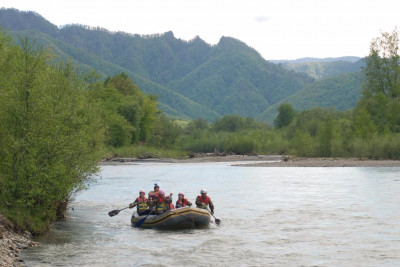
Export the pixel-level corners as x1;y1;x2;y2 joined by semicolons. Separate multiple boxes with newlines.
0;32;105;234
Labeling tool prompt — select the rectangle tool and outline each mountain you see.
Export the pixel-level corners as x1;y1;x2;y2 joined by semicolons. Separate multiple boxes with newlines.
0;8;363;123
271;58;364;80
270;56;361;64
257;72;363;122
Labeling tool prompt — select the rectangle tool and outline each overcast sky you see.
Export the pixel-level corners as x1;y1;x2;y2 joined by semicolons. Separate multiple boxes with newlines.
2;0;399;60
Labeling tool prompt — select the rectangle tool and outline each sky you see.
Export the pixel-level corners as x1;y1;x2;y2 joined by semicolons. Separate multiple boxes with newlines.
1;0;399;60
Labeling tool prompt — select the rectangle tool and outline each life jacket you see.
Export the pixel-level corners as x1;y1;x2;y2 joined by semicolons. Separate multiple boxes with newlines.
136;197;148;212
176;198;189;207
197;195;210;209
156;196;167;212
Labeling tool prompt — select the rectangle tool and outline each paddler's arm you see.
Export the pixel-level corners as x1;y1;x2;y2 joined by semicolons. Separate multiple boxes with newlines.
129;199;138;208
195;196;202;207
208;199;214;214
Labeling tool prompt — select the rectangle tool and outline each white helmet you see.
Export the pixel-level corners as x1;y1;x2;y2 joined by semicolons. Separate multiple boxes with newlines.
200;189;207;194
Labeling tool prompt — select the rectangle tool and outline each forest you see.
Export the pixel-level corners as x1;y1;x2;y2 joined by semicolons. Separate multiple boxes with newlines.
1;28;400;234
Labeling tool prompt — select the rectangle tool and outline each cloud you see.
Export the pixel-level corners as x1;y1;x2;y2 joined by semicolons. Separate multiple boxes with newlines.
254;16;269;23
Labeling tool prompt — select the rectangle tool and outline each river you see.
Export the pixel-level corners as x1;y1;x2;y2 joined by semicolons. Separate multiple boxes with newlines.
21;161;400;266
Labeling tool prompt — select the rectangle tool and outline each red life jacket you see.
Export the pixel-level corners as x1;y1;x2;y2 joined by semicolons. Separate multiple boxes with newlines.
197;195;210;209
198;195;210;204
176;198;188;207
136;197;148;202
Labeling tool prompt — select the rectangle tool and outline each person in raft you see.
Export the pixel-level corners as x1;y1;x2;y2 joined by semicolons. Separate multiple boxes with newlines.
195;189;214;215
152;190;173;214
148;183;160;198
176;192;192;208
148;183;160;212
129;189;151;216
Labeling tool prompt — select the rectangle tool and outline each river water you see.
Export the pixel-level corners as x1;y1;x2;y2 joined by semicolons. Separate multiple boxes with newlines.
22;161;400;266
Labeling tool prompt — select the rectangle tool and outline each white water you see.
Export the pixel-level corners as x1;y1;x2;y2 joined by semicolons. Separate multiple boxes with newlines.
22;162;400;266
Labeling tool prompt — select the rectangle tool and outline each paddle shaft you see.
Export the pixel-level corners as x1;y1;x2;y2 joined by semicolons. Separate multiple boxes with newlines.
134;211;153;227
108;206;129;217
207;208;220;225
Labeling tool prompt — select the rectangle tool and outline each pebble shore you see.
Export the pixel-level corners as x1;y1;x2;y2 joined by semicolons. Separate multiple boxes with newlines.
101;154;400;167
0;215;37;267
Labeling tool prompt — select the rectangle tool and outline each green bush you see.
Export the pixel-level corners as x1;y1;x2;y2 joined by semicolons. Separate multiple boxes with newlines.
112;145;187;159
224;136;257;155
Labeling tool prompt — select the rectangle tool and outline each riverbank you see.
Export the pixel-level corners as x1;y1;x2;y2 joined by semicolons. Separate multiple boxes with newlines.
0;214;37;266
100;154;400;167
100;154;282;164
235;156;400;167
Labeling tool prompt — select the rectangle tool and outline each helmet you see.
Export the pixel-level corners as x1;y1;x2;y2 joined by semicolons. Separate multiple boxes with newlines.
200;189;207;194
139;189;145;194
159;190;165;195
178;192;184;196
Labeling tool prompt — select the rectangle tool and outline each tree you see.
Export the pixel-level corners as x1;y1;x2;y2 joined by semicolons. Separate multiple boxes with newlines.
92;73;159;146
213;115;246;132
274;103;296;128
358;28;400;133
149;114;182;147
353;109;377;140
317;115;333;157
0;33;104;233
185;118;209;134
362;28;400;99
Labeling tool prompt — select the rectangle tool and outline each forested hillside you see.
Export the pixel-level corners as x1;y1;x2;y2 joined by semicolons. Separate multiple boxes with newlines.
0;8;363;122
257;72;363;122
275;59;364;80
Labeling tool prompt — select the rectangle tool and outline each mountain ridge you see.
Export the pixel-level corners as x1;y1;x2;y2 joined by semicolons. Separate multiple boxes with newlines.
0;8;364;123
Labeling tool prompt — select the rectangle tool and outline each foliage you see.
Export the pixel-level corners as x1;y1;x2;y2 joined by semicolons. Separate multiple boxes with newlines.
258;72;363;124
278;59;364;80
362;28;400;99
0;32;104;233
148;114;183;148
111;145;187;159
274;103;296;128
91;73;159;147
213;115;266;132
357;28;400;134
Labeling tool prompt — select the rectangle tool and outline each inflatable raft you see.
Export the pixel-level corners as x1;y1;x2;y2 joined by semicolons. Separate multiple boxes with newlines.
131;206;211;229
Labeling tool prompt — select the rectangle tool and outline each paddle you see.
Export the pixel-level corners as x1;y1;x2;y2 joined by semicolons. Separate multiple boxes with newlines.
208;208;221;225
108;207;129;217
134;211;153;228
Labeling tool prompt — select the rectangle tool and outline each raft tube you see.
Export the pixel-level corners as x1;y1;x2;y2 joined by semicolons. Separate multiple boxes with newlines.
131;206;211;229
